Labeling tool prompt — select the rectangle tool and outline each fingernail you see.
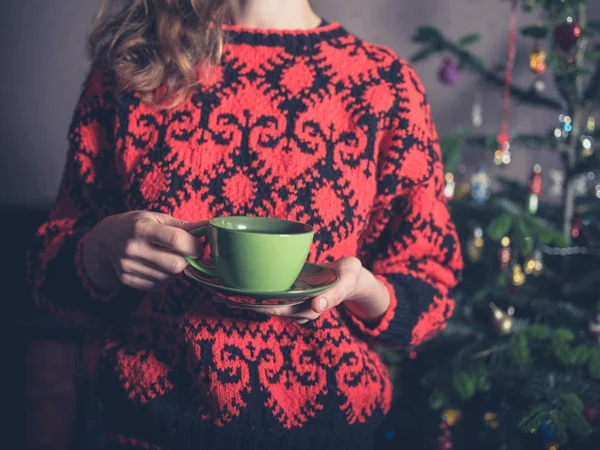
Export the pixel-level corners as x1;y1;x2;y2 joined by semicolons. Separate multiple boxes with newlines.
318;297;327;312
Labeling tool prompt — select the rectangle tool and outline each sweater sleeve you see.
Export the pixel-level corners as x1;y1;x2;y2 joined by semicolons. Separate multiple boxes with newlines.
27;68;125;317
348;61;463;348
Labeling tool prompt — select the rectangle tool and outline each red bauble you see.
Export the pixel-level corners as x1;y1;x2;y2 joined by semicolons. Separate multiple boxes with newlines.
439;58;460;86
528;164;543;196
571;213;582;239
554;22;582;52
438;437;453;450
584;406;600;422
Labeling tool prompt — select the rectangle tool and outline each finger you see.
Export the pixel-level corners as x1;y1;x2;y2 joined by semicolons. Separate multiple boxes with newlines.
312;257;362;313
154;214;209;232
139;247;191;275
117;273;165;292
116;258;173;283
239;303;321;321
135;221;203;257
152;213;191;229
179;220;209;232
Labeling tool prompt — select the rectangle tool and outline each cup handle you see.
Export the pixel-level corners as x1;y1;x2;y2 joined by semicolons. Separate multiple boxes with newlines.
185;225;218;277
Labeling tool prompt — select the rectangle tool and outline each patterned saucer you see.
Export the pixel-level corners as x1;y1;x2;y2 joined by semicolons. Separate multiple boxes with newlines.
184;262;339;307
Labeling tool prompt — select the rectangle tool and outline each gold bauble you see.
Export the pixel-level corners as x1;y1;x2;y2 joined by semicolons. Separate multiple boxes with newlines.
442;408;462;426
524;250;544;276
510;263;526;287
483;411;499;430
455;182;471;200
490;302;515;335
529;48;547;74
444;172;456;200
467;226;484;262
498;236;511;271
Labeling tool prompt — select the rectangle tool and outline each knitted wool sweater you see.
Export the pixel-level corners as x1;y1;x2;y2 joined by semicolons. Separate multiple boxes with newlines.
28;21;463;450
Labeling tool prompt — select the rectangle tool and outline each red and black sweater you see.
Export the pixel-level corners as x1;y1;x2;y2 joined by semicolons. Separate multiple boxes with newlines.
28;22;463;450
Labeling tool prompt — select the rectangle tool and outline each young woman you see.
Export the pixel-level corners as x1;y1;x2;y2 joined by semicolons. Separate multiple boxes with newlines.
28;0;463;448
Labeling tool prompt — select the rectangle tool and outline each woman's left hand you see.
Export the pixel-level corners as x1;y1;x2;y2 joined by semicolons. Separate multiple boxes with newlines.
224;257;391;324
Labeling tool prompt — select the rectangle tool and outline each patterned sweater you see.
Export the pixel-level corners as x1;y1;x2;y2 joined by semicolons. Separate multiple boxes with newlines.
28;22;462;450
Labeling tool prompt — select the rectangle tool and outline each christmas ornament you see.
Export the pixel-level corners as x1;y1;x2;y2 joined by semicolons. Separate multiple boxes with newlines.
494;137;511;166
571;212;582;239
581;117;596;158
524;249;544;276
455;182;471;200
496;0;518;167
442;409;462;426
467;225;484;262
590;314;600;344
510;263;527;288
529;46;547;74
490;302;515;335
438;436;453;450
533;78;546;93
539;420;553;442
588;116;596;131
498;236;511;271
438;416;454;450
528;164;543;195
483;411;499;430
527;163;543;214
439;58;460;86
554;114;572;140
549;170;564;197
471;167;491;205
584;405;600;422
444;172;456;200
554;21;582;53
581;135;594;158
472;94;483;128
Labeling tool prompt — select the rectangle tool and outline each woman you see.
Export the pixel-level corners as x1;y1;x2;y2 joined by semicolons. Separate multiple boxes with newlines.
28;0;463;449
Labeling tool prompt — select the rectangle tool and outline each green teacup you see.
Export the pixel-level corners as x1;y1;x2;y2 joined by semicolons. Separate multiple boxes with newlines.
185;216;314;292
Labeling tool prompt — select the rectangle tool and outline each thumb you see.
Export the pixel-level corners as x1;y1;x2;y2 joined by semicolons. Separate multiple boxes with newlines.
180;220;209;232
153;214;207;231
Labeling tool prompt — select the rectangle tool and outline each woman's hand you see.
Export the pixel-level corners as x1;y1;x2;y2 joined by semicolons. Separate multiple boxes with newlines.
83;211;204;293
227;257;391;324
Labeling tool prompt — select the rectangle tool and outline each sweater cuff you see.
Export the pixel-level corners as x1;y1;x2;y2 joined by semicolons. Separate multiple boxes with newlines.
345;275;414;345
75;233;121;303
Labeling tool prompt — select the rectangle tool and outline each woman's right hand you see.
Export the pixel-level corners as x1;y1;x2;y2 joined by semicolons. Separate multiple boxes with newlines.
82;211;204;293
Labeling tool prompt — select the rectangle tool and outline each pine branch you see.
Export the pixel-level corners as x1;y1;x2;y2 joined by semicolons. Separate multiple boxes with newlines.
410;26;564;110
584;45;600;105
561;4;589;243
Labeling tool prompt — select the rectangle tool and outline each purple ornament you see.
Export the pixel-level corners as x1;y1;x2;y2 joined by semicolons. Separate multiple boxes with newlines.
554;22;581;52
439;58;460;86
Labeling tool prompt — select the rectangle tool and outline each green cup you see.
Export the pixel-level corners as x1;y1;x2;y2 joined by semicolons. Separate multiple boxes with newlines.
185;216;314;292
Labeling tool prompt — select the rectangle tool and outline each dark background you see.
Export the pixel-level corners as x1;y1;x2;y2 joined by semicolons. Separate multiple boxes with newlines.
2;1;599;449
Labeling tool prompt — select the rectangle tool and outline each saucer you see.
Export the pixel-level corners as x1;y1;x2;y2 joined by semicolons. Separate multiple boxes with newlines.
183;262;339;307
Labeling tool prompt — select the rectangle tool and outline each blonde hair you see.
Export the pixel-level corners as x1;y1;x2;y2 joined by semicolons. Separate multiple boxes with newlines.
89;0;229;106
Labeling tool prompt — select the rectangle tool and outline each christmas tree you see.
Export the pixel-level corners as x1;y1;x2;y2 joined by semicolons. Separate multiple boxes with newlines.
377;1;600;449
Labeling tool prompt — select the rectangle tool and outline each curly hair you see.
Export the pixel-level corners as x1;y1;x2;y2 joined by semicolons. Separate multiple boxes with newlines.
89;0;230;106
